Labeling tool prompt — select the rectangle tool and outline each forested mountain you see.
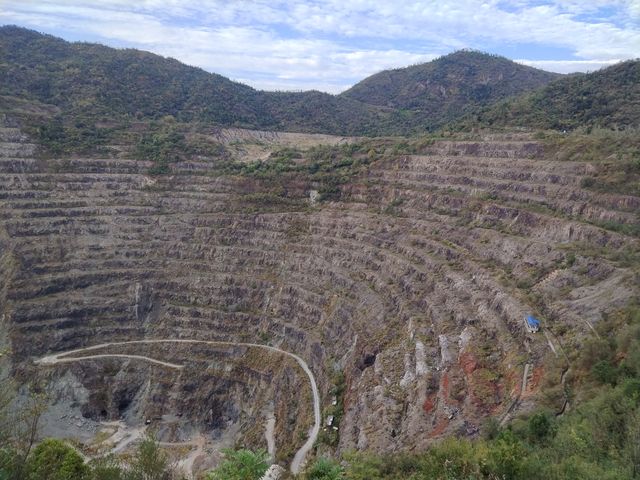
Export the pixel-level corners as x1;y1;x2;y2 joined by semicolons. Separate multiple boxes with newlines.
340;50;560;129
462;59;640;130
0;26;386;135
1;26;637;137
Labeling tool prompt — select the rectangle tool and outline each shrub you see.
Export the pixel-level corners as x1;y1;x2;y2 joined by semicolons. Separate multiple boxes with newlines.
87;456;124;480
592;360;619;385
485;430;526;479
342;452;386;480
528;412;556;443
128;436;172;480
27;439;88;480
306;458;343;480
206;449;269;480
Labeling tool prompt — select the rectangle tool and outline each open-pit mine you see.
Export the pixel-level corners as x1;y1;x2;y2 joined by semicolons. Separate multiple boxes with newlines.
1;119;638;477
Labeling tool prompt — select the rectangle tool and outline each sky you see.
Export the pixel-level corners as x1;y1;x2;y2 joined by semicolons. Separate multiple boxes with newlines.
1;1;639;93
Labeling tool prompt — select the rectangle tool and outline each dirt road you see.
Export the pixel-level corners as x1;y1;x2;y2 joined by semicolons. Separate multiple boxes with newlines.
34;338;321;475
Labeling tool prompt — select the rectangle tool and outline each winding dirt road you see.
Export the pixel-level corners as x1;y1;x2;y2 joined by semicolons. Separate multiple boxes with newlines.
34;339;321;475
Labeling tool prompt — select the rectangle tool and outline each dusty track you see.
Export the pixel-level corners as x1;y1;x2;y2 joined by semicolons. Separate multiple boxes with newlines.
35;339;320;475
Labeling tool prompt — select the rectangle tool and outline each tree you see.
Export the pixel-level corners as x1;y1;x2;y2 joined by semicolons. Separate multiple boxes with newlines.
486;430;526;479
528;412;556;443
26;439;88;480
306;458;343;480
87;455;124;480
206;449;269;480
0;379;47;480
128;436;174;480
592;360;618;385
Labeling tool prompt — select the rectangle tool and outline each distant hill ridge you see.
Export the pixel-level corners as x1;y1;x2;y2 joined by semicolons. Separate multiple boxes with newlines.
1;26;637;134
340;49;561;129
463;59;640;130
0;26;386;135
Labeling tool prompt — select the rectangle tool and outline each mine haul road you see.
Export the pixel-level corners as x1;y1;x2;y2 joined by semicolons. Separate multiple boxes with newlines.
34;339;321;475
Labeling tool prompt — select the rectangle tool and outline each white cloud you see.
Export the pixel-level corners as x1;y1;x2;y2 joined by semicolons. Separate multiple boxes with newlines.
516;58;623;74
1;0;638;92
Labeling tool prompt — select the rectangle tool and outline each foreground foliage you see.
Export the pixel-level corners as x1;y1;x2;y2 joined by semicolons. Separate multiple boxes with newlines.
0;436;182;480
206;449;269;480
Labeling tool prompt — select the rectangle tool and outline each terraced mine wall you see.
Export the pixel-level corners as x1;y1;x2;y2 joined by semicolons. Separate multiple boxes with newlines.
0;120;638;468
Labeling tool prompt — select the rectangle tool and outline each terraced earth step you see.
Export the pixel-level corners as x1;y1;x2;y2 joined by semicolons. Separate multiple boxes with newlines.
1;131;637;464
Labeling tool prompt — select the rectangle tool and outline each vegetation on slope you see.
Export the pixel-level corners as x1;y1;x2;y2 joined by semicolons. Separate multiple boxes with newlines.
206;449;269;480
341;50;560;132
2;22;640;480
541;127;640;200
460;59;640;130
0;26;386;136
0;27;259;125
0;436;184;479
3;27;637;140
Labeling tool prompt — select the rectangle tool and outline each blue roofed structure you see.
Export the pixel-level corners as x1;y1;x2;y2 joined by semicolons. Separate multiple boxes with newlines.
525;315;541;333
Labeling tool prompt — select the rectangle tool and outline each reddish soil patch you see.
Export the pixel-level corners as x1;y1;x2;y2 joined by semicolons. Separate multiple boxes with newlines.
469;369;500;412
429;417;450;438
440;371;450;398
505;368;520;398
524;366;544;397
423;394;437;413
459;351;478;375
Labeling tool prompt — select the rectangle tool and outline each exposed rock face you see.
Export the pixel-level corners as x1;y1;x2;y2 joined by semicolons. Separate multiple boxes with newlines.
0;121;637;466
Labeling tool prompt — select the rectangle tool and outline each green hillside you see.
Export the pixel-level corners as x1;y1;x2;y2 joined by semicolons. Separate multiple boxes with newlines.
1;26;637;141
463;59;640;130
341;50;560;130
0;26;386;135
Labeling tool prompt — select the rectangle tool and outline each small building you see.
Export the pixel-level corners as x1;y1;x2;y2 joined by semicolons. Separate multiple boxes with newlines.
525;315;541;333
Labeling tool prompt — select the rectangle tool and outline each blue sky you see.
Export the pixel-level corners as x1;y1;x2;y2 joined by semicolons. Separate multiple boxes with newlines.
1;1;639;93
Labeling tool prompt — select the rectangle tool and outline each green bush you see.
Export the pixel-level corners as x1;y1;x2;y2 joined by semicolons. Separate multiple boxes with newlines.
27;439;88;480
342;452;386;480
592;360;619;385
0;446;21;480
415;438;483;479
87;456;124;480
206;449;269;480
485;431;526;479
306;458;343;480
128;436;173;480
622;378;640;400
528;412;556;443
